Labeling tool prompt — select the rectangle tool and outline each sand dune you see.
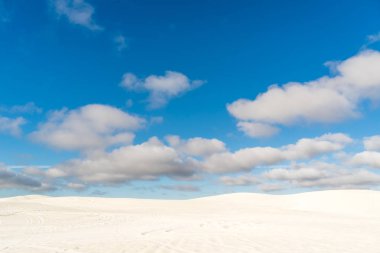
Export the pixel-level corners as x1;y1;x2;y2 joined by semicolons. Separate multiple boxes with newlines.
0;190;379;253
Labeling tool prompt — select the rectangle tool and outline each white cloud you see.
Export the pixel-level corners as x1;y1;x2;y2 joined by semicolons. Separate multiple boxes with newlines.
19;131;374;191
30;104;145;152
219;174;260;186
263;162;380;189
165;135;226;157
53;0;102;30
0;116;26;136
307;170;380;188
237;121;279;138
228;50;380;137
228;85;354;125
120;71;205;109
283;133;352;160
51;137;197;184
0;165;54;191
264;167;327;181
201;133;351;173
202;147;283;173
351;151;380;168
363;135;380;151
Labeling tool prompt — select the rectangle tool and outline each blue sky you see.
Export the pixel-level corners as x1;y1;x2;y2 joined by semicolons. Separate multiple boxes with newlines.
1;0;380;198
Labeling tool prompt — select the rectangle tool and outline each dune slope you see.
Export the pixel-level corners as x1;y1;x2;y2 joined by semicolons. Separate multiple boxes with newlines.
0;190;379;253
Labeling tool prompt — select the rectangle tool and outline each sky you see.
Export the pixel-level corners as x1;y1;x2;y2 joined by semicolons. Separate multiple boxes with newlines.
1;0;380;198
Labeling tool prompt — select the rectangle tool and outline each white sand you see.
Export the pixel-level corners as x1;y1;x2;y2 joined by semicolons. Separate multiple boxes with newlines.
0;190;379;253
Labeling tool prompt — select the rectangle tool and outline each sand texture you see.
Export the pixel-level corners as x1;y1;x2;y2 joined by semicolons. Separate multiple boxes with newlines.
1;190;379;253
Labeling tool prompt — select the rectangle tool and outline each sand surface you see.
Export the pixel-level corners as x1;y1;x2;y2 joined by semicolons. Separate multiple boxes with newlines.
0;190;379;253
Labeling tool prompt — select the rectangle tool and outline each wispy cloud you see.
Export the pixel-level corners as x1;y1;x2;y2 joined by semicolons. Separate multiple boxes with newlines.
53;0;102;31
0;102;42;114
114;34;127;51
0;0;10;23
366;32;380;45
0;116;26;136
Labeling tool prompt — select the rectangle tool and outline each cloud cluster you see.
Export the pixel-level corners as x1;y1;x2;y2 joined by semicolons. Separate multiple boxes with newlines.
120;71;204;109
53;0;102;30
202;133;351;173
0;165;54;191
49;137;197;185
350;135;380;169
39;132;351;189
219;160;380;192
0;101;377;193
30;104;144;152
228;50;380;137
4;127;379;193
263;162;380;189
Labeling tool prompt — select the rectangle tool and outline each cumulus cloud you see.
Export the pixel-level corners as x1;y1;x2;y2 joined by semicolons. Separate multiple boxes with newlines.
16;126;380;193
237;121;279;138
228;50;380;137
263;162;380;189
351;151;380;168
363;135;380;151
0;116;26;136
30;104;145;152
351;136;380;168
35;136;223;188
53;0;102;30
120;71;205;109
201;133;351;173
165;135;226;157
202;147;283;173
283;133;352;160
264;167;328;182
0;166;54;191
50;137;198;185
